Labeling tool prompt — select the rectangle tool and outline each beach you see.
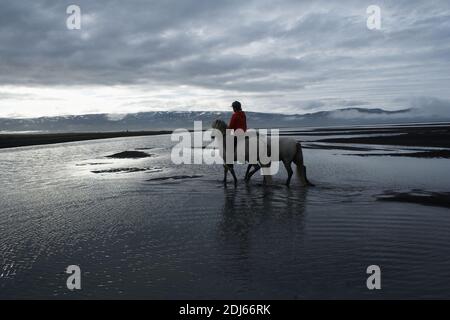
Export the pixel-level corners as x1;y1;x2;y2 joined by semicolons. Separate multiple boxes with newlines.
1;123;450;299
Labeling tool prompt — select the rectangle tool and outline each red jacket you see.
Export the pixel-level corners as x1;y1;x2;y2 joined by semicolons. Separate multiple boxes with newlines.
228;111;247;132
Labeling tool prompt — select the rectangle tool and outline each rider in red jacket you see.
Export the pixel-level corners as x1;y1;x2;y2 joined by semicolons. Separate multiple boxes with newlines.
228;101;247;132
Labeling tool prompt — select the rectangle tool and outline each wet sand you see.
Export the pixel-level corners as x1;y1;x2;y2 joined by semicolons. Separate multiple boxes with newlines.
378;191;450;209
281;123;450;158
316;124;450;148
352;150;450;159
1;129;450;299
302;143;374;151
106;151;153;159
0;131;171;149
2;124;449;152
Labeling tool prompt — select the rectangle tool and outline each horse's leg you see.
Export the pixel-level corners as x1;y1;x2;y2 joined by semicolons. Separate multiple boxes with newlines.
292;142;315;186
246;164;261;182
223;164;228;183
283;160;293;187
245;164;253;181
261;162;273;185
228;164;238;186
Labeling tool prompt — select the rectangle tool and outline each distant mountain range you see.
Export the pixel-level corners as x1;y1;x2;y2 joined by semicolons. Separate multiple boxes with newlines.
1;107;449;132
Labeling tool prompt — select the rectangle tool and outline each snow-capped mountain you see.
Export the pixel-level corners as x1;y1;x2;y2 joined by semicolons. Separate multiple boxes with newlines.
1;108;448;132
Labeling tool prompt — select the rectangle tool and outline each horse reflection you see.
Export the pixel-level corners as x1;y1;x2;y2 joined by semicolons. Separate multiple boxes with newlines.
218;184;308;279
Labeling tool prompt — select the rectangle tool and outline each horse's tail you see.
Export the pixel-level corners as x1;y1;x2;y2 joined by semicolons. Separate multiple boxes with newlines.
294;142;314;187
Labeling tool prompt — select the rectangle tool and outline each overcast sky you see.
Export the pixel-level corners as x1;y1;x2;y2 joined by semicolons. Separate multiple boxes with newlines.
0;0;449;118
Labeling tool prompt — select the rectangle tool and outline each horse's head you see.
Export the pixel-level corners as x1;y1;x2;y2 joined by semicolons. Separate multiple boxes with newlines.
211;119;227;135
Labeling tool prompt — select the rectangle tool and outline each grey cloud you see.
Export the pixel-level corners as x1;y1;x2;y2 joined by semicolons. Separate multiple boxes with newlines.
408;96;450;117
0;0;450;114
0;91;40;100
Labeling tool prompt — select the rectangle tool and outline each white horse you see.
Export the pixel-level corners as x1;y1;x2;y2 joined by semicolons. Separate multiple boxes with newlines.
211;119;266;185
212;120;314;187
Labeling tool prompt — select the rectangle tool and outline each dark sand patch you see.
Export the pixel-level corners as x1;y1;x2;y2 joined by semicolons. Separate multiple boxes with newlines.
147;175;203;182
377;190;450;209
92;167;162;174
318;125;450;148
0;131;171;149
351;150;450;159
281;129;400;136
106;151;153;159
283;123;450;134
302;143;375;151
76;162;113;166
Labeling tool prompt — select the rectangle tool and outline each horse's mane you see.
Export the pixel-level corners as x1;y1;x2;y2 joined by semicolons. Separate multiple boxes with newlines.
212;119;227;133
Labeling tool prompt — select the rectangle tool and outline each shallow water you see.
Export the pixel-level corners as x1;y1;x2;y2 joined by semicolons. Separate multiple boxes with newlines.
1;130;450;299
